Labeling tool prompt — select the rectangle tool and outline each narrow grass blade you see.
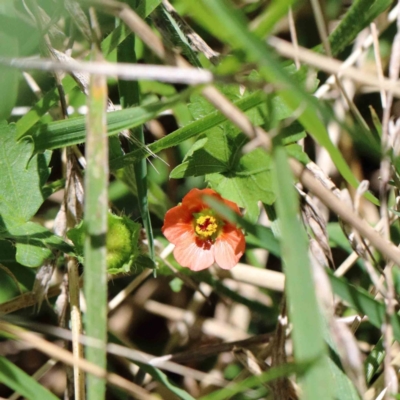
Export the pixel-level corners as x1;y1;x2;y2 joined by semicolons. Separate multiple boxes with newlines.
328;272;400;341
24;91;191;152
198;362;308;400
110;90;267;170
117;9;154;262
272;146;333;400
0;356;59;400
84;58;109;400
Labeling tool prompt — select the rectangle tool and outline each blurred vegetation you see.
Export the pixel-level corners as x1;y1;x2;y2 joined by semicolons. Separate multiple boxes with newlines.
1;0;400;399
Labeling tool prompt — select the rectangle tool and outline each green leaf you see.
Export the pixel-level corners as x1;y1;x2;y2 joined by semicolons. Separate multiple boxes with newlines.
171;128;275;222
210;145;275;222
0;239;35;289
117;24;155;263
0;356;59;400
137;0;162;18
0;122;51;229
136;362;196;400
328;358;361;400
364;337;384;383
108;331;195;400
285;143;310;164
251;0;297;39
3;222;73;268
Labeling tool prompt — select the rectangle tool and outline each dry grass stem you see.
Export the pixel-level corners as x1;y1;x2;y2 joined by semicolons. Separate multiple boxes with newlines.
108;269;152;312
218;263;284;291
268;36;400;98
0;57;214;85
142;299;249;341
67;258;85;400
0;322;157;400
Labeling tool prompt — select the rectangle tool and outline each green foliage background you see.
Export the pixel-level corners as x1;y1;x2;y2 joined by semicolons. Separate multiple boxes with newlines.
0;0;399;399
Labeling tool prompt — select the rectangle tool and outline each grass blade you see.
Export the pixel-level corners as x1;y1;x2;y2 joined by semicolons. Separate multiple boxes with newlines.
84;50;109;400
110;89;267;170
117;6;154;262
0;356;59;400
272;146;334;400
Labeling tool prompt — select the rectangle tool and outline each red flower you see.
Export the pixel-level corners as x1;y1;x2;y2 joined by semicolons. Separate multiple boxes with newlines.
162;188;245;271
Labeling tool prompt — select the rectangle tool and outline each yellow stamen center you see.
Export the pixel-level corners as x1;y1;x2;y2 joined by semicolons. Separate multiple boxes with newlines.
195;215;218;239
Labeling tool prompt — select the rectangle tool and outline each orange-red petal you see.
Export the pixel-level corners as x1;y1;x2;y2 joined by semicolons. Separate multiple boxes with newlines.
162;203;193;245
181;188;218;213
174;235;215;271
214;225;245;269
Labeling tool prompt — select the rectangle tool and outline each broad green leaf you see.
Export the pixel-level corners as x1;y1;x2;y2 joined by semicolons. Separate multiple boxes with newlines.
0;239;35;289
286;143;310;164
0;356;59;400
0;122;51;229
4;222;72;268
272;146;334;400
208;144;274;222
170;127;275;222
21;91;192;153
